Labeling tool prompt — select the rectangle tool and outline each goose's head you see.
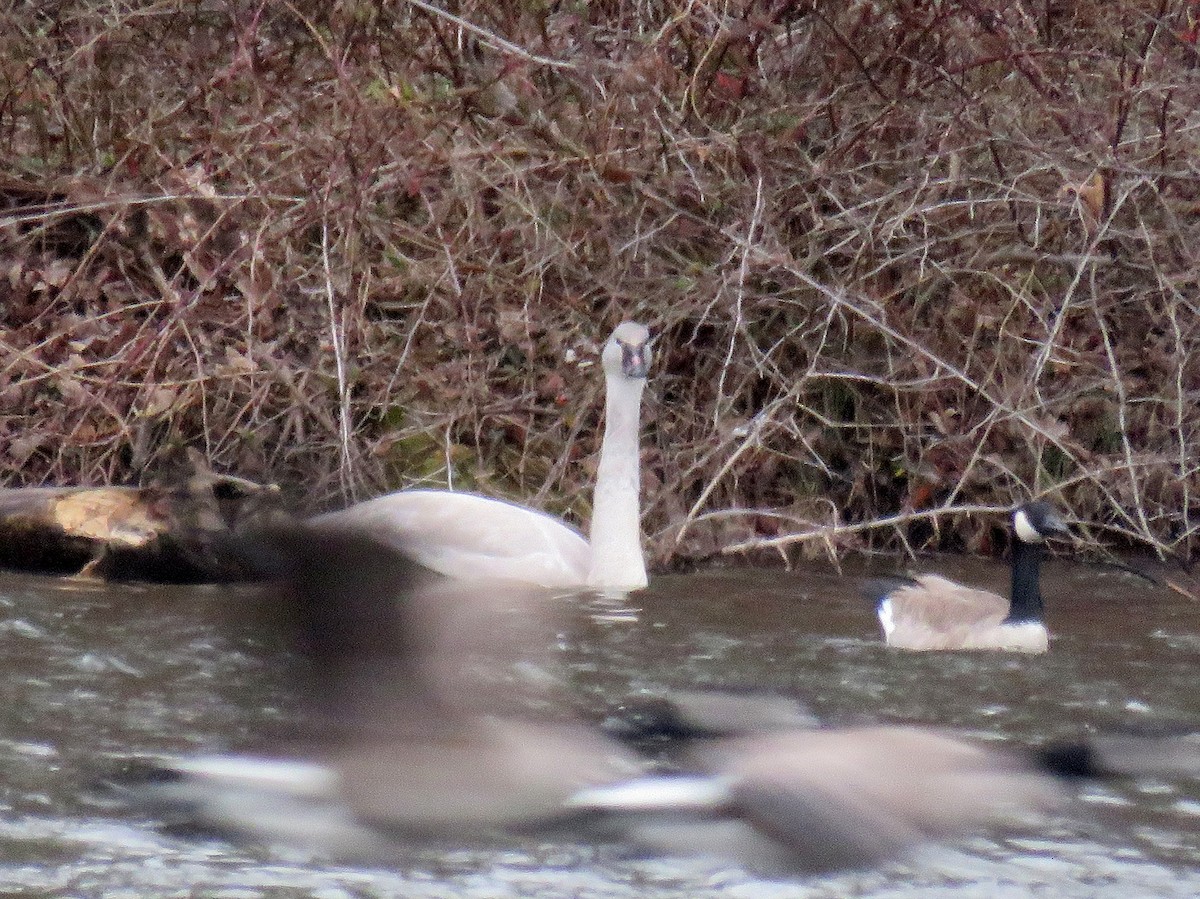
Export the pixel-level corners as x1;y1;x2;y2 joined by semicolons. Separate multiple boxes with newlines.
1012;501;1069;544
603;322;652;382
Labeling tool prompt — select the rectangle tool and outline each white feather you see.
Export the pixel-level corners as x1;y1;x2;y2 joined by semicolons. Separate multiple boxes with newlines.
877;598;895;638
169;755;339;797
568;775;732;814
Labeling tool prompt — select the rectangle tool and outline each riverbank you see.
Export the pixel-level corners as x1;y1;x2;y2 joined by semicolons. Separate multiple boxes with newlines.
2;3;1197;568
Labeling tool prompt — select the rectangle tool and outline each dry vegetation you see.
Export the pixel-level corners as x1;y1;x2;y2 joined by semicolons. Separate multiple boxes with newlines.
3;0;1200;569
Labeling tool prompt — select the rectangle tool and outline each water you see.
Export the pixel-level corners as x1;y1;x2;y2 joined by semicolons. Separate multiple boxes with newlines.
1;555;1199;897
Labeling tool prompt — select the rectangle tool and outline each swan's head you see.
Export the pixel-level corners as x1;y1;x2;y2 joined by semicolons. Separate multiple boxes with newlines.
1012;501;1069;544
603;322;652;381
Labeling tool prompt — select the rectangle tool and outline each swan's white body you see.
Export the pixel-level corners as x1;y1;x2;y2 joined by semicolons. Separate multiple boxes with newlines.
315;322;651;592
316;489;591;588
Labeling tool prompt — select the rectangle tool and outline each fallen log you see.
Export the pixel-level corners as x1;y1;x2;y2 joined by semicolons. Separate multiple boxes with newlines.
0;471;285;583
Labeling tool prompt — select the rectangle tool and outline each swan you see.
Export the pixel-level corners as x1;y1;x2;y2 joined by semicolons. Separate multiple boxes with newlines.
313;321;652;592
866;501;1069;652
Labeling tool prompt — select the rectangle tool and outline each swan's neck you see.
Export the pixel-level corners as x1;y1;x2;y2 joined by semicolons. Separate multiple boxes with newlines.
587;373;647;590
1006;540;1044;623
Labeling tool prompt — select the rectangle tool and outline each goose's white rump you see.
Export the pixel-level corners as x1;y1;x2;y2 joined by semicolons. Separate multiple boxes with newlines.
315;321;652;591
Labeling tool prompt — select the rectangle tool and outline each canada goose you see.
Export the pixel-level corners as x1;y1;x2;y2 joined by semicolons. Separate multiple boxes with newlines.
867;501;1069;653
581;724;1065;874
112;524;1085;875
116;525;645;849
314;321;652;592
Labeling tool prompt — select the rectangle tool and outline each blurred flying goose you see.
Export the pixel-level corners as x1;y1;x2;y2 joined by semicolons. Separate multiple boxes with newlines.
867;501;1069;653
314;321;652;592
116;526;643;850
111;524;1096;875
587;724;1064;873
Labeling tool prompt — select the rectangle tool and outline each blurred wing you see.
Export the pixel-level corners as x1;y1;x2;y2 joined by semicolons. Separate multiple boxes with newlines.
604;688;818;749
719;726;1064;873
231;524;569;728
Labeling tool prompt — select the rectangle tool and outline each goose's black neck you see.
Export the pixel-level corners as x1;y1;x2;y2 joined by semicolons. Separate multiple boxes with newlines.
1006;539;1045;623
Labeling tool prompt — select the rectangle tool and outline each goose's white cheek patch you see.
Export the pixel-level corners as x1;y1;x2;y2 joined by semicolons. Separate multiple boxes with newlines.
1013;510;1043;543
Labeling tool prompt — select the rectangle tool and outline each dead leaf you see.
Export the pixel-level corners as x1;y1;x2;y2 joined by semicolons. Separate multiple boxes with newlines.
41;258;74;288
140;385;178;417
1057;171;1110;234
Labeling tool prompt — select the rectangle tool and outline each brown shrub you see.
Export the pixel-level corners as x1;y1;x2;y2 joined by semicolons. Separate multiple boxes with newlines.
2;1;1199;567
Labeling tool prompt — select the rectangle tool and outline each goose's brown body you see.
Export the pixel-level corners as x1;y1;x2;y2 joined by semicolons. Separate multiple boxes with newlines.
878;575;1050;653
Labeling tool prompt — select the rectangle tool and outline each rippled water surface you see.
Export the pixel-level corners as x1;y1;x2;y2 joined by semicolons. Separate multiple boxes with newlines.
2;556;1200;897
